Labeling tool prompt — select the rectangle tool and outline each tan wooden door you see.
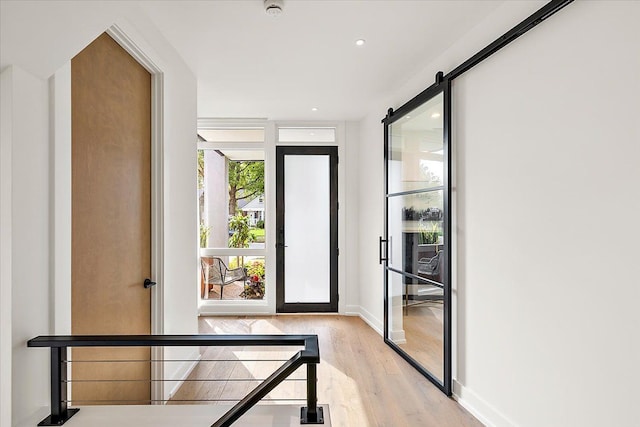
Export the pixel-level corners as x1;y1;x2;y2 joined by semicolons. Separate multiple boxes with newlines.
71;33;152;404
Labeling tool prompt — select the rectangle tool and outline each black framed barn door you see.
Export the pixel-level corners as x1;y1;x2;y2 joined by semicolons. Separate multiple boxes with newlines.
382;80;452;395
375;0;574;398
276;146;338;313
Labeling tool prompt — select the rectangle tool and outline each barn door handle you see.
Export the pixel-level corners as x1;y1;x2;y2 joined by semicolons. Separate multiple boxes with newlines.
379;236;388;264
143;278;156;288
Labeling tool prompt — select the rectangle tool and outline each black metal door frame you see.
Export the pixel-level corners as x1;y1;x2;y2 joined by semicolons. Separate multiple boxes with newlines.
382;79;452;395
275;146;338;313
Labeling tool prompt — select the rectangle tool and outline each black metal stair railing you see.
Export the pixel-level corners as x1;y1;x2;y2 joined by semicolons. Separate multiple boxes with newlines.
27;334;324;426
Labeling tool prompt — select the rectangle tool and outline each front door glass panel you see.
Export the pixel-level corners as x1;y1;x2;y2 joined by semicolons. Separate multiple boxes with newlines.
284;155;331;303
276;145;338;313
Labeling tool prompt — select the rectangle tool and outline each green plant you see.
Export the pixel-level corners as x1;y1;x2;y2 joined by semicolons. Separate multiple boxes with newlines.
256;219;265;229
419;222;439;244
241;280;265;299
229;214;255;248
199;222;211;248
197;149;205;189
229;214;255;267
249;228;265;243
246;259;265;279
242;259;265;299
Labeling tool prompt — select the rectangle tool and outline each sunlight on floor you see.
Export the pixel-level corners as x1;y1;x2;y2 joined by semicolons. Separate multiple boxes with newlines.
184;315;482;426
317;360;367;423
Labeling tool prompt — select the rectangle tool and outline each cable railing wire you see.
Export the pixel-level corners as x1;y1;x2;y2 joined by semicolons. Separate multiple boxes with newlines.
27;334;323;426
66;358;294;363
64;398;307;404
63;378;306;382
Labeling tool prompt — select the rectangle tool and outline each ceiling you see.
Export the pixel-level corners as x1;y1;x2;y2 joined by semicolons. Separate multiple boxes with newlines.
138;0;504;121
0;1;505;122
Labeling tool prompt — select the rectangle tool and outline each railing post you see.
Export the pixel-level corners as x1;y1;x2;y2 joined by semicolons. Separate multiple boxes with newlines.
38;347;79;426
301;363;323;424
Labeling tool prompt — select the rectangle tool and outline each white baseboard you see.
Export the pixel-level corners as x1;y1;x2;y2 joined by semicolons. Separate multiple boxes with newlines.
344;304;360;316
453;380;516;427
345;305;383;337
166;349;201;401
198;308;271;316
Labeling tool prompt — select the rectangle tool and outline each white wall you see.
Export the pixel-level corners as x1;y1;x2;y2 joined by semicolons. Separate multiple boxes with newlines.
0;66;15;427
343;121;360;313
356;1;640;426
3;65;51;427
356;111;386;334
1;2;199;423
453;2;640;425
159;33;199;398
203;151;228;248
50;62;72;336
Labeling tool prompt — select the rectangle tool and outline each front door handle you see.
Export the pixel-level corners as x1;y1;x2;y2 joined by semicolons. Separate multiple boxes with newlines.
143;278;156;289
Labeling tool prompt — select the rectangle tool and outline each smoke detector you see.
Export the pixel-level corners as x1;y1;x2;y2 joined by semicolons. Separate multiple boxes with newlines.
264;0;284;16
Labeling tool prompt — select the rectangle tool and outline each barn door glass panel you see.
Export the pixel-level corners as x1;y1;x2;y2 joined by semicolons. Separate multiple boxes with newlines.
384;85;450;394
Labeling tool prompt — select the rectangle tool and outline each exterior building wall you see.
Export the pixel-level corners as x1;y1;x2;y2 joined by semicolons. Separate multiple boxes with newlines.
204;150;229;248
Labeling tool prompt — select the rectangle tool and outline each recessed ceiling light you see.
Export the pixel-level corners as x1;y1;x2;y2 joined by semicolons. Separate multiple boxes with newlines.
311;107;318;112
405;116;411;119
355;39;366;46
431;112;441;119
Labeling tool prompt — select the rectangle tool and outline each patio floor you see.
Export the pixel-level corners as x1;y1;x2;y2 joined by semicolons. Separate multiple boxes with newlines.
206;280;264;300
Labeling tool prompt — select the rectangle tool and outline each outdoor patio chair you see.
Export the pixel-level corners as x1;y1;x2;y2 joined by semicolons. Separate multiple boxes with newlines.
200;256;246;299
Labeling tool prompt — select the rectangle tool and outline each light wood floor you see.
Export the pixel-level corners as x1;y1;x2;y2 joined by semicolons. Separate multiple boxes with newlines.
171;316;481;427
398;302;444;381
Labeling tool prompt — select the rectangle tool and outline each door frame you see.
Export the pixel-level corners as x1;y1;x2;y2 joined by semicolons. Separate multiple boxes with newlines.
381;79;452;396
275;145;339;313
51;23;165;401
